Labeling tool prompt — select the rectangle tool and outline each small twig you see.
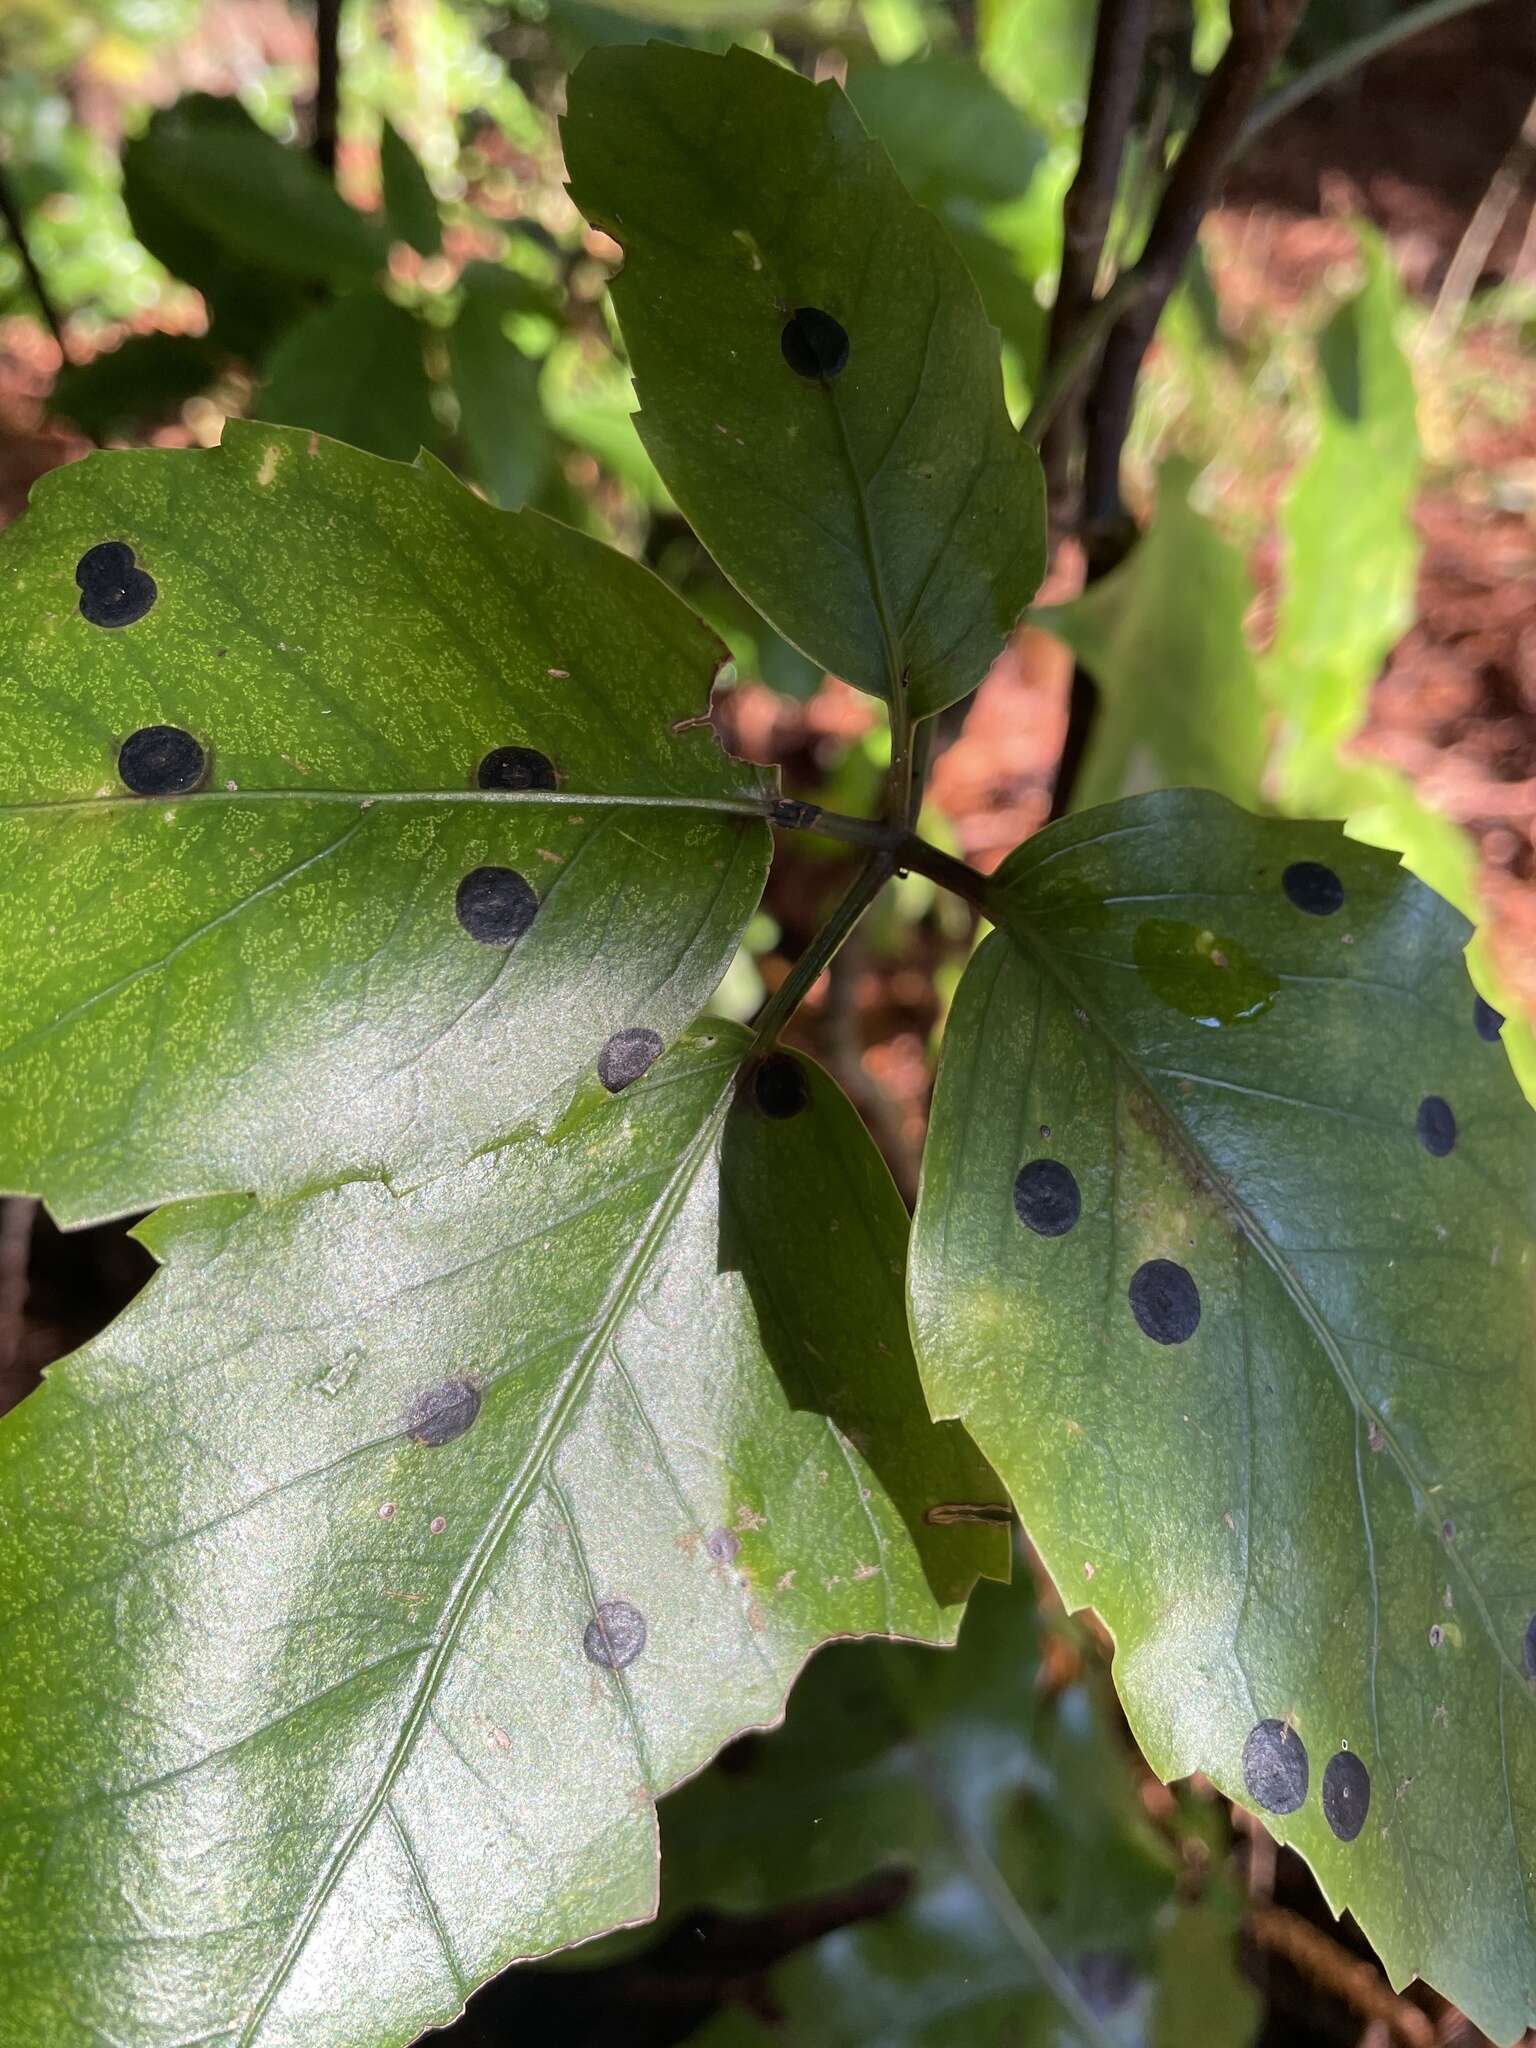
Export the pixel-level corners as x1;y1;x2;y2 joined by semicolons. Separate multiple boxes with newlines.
1241;0;1503;152
1025;270;1150;445
0;162;68;358
1424;91;1536;350
312;0;343;179
1040;0;1155;497
1248;1905;1434;2047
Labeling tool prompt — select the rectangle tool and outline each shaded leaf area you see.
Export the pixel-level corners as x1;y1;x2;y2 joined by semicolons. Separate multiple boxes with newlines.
0;1029;1005;2048
1036;462;1266;810
260;295;437;463
563;42;1046;720
380;119;441;259
644;1571;1256;2048
0;423;770;1224
910;791;1536;2044
449;266;557;509
50;332;226;442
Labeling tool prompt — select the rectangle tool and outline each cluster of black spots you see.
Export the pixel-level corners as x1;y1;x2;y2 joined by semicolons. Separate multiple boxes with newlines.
1416;1094;1457;1158
118;725;206;796
583;1598;647;1671
455;866;538;946
598;1028;664;1094
705;1528;740;1564
1474;995;1506;1044
76;541;156;628
1242;1719;1309;1816
1012;1159;1081;1239
1523;1615;1536;1681
477;746;557;793
1281;860;1344;918
407;1379;481;1447
752;1052;808;1120
1322;1751;1371;1842
780;307;850;382
1128;1259;1200;1345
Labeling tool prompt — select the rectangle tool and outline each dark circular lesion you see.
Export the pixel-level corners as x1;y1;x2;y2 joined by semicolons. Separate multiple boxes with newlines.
117;725;207;796
1012;1159;1081;1238
1281;859;1344;917
1321;1750;1371;1842
1242;1719;1309;1816
76;540;157;628
454;866;539;946
1416;1094;1456;1158
1473;994;1505;1044
780;306;850;382
476;746;557;793
597;1027;664;1093
1128;1258;1201;1345
750;1052;808;1119
407;1379;482;1447
583;1598;647;1671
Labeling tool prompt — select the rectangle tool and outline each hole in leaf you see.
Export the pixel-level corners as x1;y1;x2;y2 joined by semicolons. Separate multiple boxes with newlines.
455;866;538;947
1128;1259;1200;1345
477;746;557;792
1322;1750;1370;1842
780;306;850;381
1416;1095;1456;1157
118;725;206;796
407;1379;481;1446
1012;1159;1081;1238
77;541;156;628
1281;860;1344;917
583;1598;647;1671
1242;1719;1308;1815
597;1027;664;1094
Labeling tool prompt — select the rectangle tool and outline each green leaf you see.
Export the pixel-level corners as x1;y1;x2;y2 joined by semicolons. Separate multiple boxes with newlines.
0;1029;1005;2047
0;423;769;1224
910;788;1536;2045
843;55;1047;212
448;266;555;507
562;42;1046;719
50;332;223;440
1037;461;1267;809
651;1571;1224;2048
379;117;441;258
260;294;438;462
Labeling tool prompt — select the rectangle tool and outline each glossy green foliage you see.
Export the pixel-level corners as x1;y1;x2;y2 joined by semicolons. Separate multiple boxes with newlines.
260;295;437;461
379;118;441;258
0;423;769;1223
0;1028;1004;2047
910;790;1536;2045
1038;462;1266;809
563;43;1046;718
655;1572;1257;2048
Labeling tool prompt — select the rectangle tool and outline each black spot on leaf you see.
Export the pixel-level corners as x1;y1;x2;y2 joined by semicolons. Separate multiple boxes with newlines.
780;306;850;381
1242;1719;1309;1815
598;1027;664;1093
1128;1259;1201;1345
118;725;206;795
455;866;538;946
1281;860;1344;917
753;1053;808;1119
1523;1615;1536;1680
1012;1159;1081;1238
1417;1095;1456;1157
583;1599;647;1671
76;540;156;627
1474;995;1505;1043
477;745;557;792
1322;1750;1371;1842
706;1528;740;1563
408;1379;481;1447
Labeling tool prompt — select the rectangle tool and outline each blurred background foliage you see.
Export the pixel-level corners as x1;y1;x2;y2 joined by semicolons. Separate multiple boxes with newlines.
1;0;1534;2040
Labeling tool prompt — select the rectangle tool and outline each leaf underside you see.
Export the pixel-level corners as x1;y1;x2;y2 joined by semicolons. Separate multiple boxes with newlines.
910;789;1536;2045
563;42;1046;719
0;1031;1005;2048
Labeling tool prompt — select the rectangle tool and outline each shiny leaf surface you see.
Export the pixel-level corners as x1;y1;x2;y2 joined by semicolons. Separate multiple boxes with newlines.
910;790;1536;2044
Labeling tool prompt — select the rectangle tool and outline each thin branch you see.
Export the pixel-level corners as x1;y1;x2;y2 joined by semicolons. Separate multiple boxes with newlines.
1241;0;1503;152
1040;0;1155;495
1025;269;1150;445
0;162;67;358
1424;89;1536;349
312;0;343;180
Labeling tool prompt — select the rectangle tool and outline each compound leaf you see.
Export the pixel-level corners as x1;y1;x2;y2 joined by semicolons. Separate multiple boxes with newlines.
0;423;769;1224
563;42;1045;719
0;1030;1005;2047
910;789;1536;2044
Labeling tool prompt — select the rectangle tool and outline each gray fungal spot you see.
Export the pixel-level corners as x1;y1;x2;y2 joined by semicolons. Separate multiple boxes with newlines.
455;865;538;946
1128;1259;1201;1345
118;725;206;795
1416;1095;1456;1158
598;1027;664;1093
1012;1158;1081;1238
1428;1624;1445;1649
583;1598;647;1671
77;540;156;627
1322;1750;1371;1842
408;1379;481;1447
1242;1719;1308;1815
706;1527;740;1563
